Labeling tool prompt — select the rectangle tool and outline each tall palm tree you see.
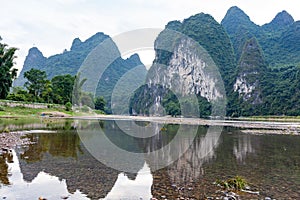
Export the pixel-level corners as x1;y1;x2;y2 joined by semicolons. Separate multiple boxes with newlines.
72;72;87;106
0;37;18;99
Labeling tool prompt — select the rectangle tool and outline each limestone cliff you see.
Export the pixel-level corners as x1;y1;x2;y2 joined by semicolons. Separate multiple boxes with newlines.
232;37;267;116
131;13;232;117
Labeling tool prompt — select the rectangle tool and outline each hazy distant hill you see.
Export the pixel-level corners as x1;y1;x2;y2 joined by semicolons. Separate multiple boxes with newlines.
13;32;147;109
14;32;109;87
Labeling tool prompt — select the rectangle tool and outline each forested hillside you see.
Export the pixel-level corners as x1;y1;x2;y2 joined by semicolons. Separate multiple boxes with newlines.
13;6;300;117
131;7;300;117
13;32;147;112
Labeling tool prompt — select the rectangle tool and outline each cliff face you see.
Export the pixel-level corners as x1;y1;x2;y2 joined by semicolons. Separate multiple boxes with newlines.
148;37;223;101
234;38;266;105
13;47;46;87
131;13;231;117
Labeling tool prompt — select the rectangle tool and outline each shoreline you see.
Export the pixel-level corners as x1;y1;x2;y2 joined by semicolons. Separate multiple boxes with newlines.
1;112;300;135
70;114;300;134
1;114;299;150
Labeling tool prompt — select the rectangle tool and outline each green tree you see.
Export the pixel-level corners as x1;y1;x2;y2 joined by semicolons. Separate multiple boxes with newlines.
6;87;29;101
51;74;75;104
24;68;47;100
41;80;53;103
0;37;18;99
94;96;106;111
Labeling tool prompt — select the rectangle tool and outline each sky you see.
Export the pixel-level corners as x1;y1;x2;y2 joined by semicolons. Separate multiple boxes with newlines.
1;0;300;75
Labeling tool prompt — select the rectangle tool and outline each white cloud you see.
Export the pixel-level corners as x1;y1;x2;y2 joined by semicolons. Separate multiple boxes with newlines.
0;0;299;75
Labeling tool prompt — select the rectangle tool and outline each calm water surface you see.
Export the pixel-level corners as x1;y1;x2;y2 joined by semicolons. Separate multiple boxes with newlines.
0;119;299;199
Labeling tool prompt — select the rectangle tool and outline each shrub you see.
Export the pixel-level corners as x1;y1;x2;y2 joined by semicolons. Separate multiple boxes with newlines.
81;105;90;112
65;102;72;111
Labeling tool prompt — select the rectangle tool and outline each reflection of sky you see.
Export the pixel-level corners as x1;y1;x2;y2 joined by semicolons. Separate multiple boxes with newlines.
0;150;89;200
0;150;153;200
104;162;153;200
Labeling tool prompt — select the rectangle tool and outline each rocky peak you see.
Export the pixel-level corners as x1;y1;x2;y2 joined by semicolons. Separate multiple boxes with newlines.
263;10;294;31
126;53;142;65
70;38;82;51
165;20;182;31
270;10;294;27
23;47;46;68
13;47;46;86
223;6;250;21
27;47;44;58
221;6;258;35
71;32;109;51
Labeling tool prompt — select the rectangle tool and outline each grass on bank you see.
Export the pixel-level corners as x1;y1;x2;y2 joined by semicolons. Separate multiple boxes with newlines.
0;104;105;118
236;115;300;122
0;105;71;117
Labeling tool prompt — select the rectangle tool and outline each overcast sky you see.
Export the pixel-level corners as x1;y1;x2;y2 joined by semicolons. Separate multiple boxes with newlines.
1;0;299;74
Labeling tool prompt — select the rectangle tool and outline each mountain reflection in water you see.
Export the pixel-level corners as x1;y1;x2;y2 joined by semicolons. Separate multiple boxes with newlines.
0;119;299;199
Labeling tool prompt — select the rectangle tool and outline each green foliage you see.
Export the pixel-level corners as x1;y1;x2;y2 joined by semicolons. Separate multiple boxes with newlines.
131;13;233;117
181;13;236;91
162;92;181;117
81;105;90;112
94;96;106;111
51;74;75;104
0;37;18;99
65;102;72;111
197;96;212;118
95;55;146;112
261;65;300;116
216;176;248;191
24;68;47;99
222;6;300;67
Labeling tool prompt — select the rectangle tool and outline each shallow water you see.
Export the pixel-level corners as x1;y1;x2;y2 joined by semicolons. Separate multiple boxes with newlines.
0;119;299;199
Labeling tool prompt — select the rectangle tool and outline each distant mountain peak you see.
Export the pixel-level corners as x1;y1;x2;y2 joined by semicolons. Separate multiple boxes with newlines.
262;10;294;32
221;6;258;35
70;38;82;51
269;10;294;27
124;53;143;66
128;53;140;62
223;6;251;22
165;20;182;31
71;32;109;51
28;47;44;56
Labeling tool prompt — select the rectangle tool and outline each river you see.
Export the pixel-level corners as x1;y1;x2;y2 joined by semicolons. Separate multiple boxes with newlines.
0;118;299;199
